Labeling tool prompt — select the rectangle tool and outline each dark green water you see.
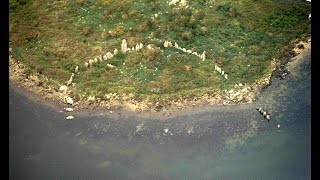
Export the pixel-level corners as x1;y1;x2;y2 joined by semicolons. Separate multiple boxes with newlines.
9;53;310;179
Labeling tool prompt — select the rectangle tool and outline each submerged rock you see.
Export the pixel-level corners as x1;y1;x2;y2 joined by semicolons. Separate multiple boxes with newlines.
266;115;270;121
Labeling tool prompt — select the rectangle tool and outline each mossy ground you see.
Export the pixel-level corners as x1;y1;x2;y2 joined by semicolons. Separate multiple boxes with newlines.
9;0;310;108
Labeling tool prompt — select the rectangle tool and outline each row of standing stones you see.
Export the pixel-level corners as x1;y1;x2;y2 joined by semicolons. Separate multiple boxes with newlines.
257;107;271;121
163;40;228;79
60;38;235;119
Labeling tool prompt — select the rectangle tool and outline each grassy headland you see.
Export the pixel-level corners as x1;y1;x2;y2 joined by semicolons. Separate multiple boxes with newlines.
9;0;310;112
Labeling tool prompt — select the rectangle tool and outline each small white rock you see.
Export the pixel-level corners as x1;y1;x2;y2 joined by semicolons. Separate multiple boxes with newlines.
278;124;280;128
66;116;74;120
164;128;168;133
64;107;74;112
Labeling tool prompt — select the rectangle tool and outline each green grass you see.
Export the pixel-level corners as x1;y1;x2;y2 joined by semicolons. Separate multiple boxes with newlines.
10;0;311;101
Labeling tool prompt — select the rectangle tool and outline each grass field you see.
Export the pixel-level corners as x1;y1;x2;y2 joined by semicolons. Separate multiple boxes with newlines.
9;0;310;105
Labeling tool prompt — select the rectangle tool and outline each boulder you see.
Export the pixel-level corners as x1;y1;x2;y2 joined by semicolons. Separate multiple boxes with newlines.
63;96;74;105
103;55;108;60
59;85;68;92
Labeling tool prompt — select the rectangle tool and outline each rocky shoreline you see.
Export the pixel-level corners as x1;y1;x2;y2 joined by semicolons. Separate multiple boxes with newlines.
9;36;311;119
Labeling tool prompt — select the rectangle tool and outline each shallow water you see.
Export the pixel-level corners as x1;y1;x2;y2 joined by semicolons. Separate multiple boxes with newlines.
9;53;310;179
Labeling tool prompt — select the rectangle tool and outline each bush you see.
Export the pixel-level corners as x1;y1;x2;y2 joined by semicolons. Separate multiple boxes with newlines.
182;31;193;41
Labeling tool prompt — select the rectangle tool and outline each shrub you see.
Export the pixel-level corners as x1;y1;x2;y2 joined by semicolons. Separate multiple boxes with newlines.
142;47;162;64
182;31;193;41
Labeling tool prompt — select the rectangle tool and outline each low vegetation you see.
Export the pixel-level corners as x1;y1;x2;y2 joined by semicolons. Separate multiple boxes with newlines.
9;0;310;107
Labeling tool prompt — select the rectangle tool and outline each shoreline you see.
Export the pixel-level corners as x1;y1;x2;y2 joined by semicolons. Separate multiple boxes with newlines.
9;36;311;120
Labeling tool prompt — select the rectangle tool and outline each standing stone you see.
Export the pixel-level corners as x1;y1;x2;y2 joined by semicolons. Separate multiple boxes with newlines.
67;76;73;86
221;71;224;75
136;44;140;51
139;43;143;49
174;42;178;49
103;55;108;60
106;52;113;59
183;48;187;52
89;59;94;67
164;41;169;48
202;51;206;61
84;62;89;68
75;66;79;73
187;50;192;54
94;58;98;63
217;67;221;73
98;55;102;62
121;39;127;53
132;47;135;51
114;48;118;55
168;41;173;47
224;74;228;79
